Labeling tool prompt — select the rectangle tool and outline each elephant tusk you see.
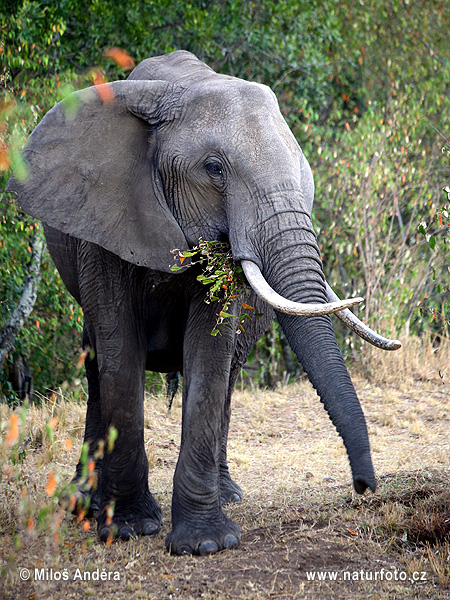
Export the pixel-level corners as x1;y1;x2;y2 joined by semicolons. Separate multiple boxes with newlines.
325;283;402;351
241;260;364;317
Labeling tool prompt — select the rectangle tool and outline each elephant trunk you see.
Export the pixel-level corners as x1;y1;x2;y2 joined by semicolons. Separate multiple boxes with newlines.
244;208;376;493
278;311;376;493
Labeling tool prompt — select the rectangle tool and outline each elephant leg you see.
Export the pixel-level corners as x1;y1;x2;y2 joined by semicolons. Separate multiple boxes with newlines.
77;248;162;541
219;363;243;505
219;302;274;505
67;328;103;516
93;318;163;541
165;295;241;555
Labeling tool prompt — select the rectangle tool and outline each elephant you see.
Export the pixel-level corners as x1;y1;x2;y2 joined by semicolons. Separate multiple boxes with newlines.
8;50;401;555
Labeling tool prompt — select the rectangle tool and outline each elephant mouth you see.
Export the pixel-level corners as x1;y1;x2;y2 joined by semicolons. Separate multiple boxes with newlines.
241;260;401;351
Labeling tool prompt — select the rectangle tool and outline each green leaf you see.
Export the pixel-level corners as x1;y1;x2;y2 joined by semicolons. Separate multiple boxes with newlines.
10;152;29;182
197;276;215;285
107;426;118;453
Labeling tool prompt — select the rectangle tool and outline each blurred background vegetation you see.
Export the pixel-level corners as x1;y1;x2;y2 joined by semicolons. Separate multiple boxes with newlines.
1;0;449;400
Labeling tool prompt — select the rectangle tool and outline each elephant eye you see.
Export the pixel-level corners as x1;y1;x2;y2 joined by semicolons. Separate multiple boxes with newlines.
204;161;224;178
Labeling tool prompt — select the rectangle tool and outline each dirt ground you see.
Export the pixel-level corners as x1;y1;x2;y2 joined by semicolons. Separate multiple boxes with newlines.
1;368;449;599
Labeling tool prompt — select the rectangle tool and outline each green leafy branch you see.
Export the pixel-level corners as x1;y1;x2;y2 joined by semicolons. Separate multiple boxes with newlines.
417;170;450;329
171;240;260;336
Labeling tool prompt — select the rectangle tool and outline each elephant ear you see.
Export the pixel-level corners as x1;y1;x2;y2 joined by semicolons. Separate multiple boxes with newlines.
7;80;190;272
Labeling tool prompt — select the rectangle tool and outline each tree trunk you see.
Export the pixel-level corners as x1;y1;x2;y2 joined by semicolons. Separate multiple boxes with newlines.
0;228;44;369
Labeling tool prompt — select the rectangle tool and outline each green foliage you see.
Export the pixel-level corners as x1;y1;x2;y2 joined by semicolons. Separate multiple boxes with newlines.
303;92;450;344
287;0;450;350
417;148;450;332
172;240;257;336
1;0;449;392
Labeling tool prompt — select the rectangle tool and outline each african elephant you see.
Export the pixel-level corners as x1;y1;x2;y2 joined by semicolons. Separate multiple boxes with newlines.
8;50;400;555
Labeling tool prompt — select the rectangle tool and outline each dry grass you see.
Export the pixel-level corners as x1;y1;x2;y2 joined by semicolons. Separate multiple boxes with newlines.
1;335;450;599
358;333;450;386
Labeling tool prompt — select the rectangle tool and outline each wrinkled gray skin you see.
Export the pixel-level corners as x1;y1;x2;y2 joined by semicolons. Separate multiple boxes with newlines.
8;51;376;555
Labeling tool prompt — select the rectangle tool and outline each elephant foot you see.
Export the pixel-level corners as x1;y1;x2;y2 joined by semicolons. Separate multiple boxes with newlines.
97;490;163;542
220;473;243;505
165;513;241;556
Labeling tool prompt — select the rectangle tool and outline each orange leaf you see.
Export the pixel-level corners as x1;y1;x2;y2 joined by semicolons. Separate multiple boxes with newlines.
88;460;96;473
106;528;114;547
27;518;34;531
89;69;115;103
347;528;358;536
0;142;10;171
82;520;91;531
64;438;73;451
104;47;136;70
6;415;19;448
77;509;86;523
46;471;57;497
48;417;59;429
241;303;254;310
77;349;88;369
95;82;116;104
106;504;114;526
91;69;107;86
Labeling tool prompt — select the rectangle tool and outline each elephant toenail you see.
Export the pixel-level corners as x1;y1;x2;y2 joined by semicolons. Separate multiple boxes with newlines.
118;525;136;540
223;534;239;549
98;527;112;543
198;540;219;555
142;521;160;535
